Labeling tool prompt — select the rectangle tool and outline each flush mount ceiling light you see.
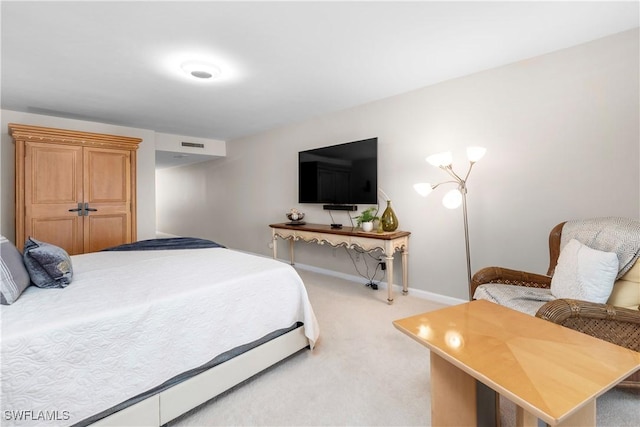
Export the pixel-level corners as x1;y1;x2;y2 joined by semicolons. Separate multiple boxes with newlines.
180;61;221;80
162;51;241;84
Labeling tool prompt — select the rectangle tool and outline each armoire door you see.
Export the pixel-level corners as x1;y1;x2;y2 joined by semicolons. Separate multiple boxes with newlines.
83;147;133;253
24;142;84;255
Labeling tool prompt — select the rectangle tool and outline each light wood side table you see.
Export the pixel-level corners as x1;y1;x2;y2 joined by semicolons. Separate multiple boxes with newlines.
269;223;410;304
393;300;640;426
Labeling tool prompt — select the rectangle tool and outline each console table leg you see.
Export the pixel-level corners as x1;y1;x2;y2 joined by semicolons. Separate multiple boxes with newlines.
402;249;409;295
272;233;277;260
288;239;295;265
386;254;395;304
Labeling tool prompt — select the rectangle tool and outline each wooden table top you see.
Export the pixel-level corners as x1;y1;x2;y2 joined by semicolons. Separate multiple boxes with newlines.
393;300;640;425
269;222;410;240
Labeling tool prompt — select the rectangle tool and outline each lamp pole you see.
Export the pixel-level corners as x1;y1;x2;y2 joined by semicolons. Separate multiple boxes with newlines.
460;182;472;299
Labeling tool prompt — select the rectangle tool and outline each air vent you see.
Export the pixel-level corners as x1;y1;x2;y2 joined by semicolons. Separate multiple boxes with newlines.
181;142;205;148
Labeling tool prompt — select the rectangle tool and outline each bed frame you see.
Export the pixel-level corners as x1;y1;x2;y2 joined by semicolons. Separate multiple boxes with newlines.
90;326;310;426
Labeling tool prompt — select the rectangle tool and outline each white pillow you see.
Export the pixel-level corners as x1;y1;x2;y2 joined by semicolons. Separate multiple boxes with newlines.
551;239;618;303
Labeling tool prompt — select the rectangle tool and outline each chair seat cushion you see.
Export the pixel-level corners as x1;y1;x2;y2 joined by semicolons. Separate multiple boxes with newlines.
474;284;555;316
608;260;640;309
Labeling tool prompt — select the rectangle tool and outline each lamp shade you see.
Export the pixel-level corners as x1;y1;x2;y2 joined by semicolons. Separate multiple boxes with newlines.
413;183;433;197
425;151;453;167
442;189;462;209
466;146;486;163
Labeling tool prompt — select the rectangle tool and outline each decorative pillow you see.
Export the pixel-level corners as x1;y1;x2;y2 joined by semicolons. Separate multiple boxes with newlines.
23;238;73;288
1;235;31;305
551;238;618;304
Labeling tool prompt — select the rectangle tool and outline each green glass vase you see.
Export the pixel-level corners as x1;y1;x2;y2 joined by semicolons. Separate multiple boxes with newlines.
380;200;398;232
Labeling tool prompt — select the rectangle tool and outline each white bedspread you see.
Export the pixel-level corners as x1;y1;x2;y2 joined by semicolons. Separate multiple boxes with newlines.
0;248;319;426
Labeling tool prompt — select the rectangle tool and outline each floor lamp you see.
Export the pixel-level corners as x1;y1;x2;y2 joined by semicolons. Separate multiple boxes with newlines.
414;147;486;300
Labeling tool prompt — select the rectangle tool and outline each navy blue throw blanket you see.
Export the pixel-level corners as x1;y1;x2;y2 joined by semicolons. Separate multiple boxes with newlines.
102;237;225;251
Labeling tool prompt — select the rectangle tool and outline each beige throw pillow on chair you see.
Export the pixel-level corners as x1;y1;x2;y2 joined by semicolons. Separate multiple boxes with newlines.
550;238;618;304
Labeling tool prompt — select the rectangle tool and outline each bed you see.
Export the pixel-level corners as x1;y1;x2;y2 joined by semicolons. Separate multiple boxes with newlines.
0;238;319;426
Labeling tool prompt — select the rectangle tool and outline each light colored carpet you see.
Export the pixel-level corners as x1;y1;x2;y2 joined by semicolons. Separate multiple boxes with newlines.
169;268;639;426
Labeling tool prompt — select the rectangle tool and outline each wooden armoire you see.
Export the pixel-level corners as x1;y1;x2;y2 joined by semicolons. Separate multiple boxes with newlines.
10;124;142;255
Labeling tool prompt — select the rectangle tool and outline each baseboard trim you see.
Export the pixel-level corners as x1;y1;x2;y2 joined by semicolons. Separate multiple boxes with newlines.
291;261;467;306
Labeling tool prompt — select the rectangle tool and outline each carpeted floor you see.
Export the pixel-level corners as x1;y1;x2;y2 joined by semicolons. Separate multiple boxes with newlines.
169;268;639;426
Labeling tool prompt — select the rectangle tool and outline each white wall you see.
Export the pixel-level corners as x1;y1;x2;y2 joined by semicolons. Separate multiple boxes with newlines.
0;110;157;243
156;29;640;300
156;159;226;236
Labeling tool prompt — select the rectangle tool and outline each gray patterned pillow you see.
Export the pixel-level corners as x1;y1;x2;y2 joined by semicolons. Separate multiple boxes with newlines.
23;238;73;288
1;235;31;304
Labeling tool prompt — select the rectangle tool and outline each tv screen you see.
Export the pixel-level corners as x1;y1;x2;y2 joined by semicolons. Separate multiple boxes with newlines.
298;138;378;205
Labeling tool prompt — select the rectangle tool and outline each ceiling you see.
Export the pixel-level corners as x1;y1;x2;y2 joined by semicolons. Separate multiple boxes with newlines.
2;1;639;145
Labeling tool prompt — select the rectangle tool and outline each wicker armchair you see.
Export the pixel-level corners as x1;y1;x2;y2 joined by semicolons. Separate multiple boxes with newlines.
472;221;640;388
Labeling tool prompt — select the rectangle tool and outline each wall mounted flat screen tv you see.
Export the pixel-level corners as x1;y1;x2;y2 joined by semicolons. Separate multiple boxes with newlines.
298;137;378;205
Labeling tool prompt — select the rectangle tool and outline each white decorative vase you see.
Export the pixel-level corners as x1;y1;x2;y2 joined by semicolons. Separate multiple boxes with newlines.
362;221;374;232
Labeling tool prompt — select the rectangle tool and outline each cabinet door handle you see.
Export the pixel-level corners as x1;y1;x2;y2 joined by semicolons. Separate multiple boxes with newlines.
83;203;98;215
68;203;84;216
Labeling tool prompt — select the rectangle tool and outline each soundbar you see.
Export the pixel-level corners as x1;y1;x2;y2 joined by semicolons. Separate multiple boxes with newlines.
323;204;357;211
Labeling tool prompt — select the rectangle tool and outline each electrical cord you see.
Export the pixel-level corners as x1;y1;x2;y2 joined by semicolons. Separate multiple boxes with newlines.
343;247;386;289
347;212;355;228
326;207;386;288
328;210;337;225
326;210;356;228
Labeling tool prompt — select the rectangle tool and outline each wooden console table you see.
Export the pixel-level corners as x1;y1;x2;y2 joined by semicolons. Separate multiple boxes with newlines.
269;223;410;304
394;300;640;426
